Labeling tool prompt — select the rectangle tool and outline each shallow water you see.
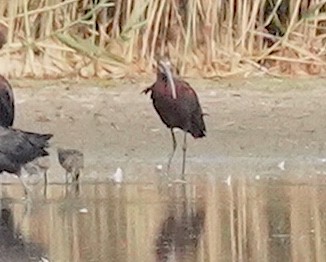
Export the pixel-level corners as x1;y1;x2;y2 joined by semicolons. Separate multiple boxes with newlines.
1;169;326;262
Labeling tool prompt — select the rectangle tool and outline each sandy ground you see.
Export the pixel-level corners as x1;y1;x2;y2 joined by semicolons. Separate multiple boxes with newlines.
2;76;326;183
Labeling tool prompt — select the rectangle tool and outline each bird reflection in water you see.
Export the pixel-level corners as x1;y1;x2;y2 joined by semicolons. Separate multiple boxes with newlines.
155;204;205;262
0;202;45;261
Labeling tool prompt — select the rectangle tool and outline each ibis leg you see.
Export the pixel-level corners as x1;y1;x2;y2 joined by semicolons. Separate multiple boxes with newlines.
167;128;177;173
18;175;31;196
44;170;48;185
43;170;48;197
75;176;80;195
73;169;80;183
181;132;187;176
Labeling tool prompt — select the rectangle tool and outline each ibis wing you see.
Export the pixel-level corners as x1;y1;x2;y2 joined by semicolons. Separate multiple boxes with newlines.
0;127;51;164
181;81;207;137
0;128;33;159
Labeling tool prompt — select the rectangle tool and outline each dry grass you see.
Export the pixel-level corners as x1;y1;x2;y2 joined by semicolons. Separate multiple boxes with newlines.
0;0;326;79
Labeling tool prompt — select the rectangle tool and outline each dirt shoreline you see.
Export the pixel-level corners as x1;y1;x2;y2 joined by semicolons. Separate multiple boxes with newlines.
1;77;326;183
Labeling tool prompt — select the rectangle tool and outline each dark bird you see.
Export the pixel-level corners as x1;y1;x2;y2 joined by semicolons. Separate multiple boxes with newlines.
0;75;14;128
142;57;206;175
0;126;53;194
57;148;84;184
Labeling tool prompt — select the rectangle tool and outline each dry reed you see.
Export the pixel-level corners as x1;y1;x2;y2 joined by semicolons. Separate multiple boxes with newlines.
0;0;326;79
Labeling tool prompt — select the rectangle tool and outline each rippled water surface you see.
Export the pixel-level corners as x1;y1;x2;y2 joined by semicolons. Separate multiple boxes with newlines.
1;169;326;262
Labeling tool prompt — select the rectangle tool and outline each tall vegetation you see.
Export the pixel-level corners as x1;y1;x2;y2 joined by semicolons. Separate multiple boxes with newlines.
0;0;325;78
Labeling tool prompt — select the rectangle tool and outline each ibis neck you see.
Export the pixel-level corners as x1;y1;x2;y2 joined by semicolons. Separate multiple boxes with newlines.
157;71;177;99
158;72;173;83
157;71;166;80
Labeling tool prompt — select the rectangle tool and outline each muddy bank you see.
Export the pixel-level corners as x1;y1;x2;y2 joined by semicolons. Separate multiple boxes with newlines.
1;77;326;261
1;77;326;183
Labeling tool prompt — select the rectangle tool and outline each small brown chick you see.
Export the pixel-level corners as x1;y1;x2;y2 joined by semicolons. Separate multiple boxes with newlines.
57;148;84;184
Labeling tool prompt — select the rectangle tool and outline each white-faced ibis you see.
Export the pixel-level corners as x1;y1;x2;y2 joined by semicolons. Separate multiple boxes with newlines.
57;148;84;184
142;58;206;175
0;126;53;194
0;75;14;128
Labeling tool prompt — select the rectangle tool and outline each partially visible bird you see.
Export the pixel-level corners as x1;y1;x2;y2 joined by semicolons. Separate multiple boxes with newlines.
0;22;7;49
57;148;84;184
23;156;51;185
0;126;53;194
0;74;52;185
0;75;14;128
142;57;206;175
